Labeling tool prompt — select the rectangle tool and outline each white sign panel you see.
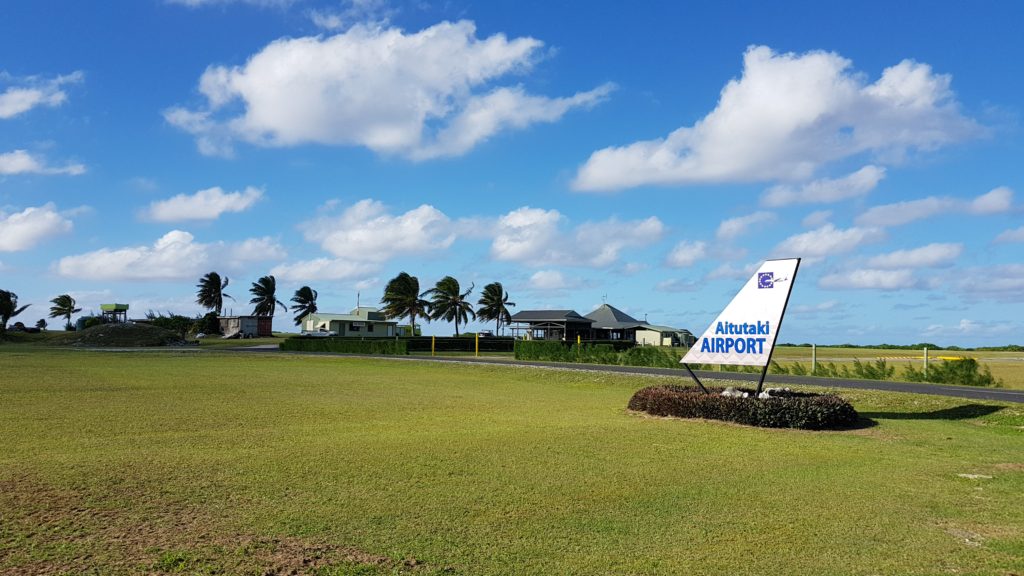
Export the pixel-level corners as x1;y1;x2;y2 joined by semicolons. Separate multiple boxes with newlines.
681;258;800;367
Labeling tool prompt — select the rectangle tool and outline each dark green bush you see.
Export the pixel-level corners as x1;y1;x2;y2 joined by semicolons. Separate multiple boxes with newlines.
627;385;859;430
514;340;572;361
514;341;621;364
280;337;408;355
82;316;105;330
575;343;618;364
902;358;1001;387
403;336;514;353
620;346;681;368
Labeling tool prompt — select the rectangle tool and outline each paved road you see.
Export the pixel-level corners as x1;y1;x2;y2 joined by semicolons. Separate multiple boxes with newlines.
225;346;1024;404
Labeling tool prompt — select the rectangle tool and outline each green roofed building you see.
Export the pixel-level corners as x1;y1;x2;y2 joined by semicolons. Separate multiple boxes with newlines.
100;303;129;323
298;307;398;337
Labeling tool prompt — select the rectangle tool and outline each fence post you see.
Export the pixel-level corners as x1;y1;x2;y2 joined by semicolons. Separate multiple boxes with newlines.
923;346;928;377
812;343;816;375
432;335;435;357
475;333;479;357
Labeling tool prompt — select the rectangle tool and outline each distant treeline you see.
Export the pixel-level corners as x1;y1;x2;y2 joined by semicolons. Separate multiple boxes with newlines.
779;343;1024;352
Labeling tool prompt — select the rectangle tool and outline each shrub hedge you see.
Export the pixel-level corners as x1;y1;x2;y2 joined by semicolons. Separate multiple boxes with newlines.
902;358;1001;387
280;337;408;355
403;336;514;353
628;385;859;430
514;341;619;363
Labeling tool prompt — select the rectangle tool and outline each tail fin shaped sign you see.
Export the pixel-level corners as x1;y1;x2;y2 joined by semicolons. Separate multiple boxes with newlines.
681;258;800;367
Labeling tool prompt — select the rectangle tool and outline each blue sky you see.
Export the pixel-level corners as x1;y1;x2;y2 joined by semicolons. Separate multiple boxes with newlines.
1;0;1022;346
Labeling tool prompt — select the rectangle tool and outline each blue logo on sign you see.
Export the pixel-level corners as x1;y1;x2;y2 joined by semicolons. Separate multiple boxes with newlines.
758;272;774;289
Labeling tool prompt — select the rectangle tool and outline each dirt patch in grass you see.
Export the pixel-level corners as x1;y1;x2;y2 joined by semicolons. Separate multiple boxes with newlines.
0;474;435;575
993;462;1024;472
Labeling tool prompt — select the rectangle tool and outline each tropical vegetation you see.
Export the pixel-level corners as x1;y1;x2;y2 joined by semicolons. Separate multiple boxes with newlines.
476;281;515;335
380;272;431;335
0;290;30;334
424;276;475;336
289;286;318;326
48;294;82;330
249;275;286;317
195;272;232;315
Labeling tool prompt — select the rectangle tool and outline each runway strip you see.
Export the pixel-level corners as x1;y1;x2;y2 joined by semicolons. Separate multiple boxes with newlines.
225;345;1024;404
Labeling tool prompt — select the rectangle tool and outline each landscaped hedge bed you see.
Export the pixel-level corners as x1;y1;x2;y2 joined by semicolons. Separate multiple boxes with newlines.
280;337;408;355
514;341;620;364
628;385;859;430
403;336;514;353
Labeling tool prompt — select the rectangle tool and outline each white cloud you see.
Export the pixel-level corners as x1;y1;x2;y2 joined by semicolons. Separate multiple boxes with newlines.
761;165;885;207
955;264;1024;301
310;9;346;30
706;262;759;280
573;46;978;191
716;211;774;240
56;230;285;281
819;268;919;290
309;0;397;31
866;243;963;269
490;207;663;267
0;149;85;176
304;199;456;262
923;318;1015;338
773;224;884;259
145;186;263;221
968;186;1013;214
802;210;832;228
167;21;611;159
0;203;73;251
0;71;83;119
270;257;379;282
995;226;1024;243
856;187;1013;227
412;84;613;160
655;279;700;292
665;240;707;268
529;270;579;291
790;300;840;314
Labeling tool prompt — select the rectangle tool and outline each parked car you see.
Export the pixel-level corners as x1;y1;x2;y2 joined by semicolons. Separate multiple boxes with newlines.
301;330;338;337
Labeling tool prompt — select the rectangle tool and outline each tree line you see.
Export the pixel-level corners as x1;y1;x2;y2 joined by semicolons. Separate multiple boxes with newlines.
194;271;515;336
1;271;515;337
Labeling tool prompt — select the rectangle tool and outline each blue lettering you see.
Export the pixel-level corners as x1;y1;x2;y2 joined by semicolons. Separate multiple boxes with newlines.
700;338;710;353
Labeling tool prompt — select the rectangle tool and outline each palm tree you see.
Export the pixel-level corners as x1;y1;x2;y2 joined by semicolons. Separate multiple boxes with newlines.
380;272;431;336
0;290;30;335
48;294;82;330
249;275;286;316
477;282;515;336
425;276;475;336
196;272;232;315
290;286;318;326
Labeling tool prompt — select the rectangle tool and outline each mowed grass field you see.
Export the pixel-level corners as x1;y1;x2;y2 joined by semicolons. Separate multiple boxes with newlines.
773;345;1024;389
1;349;1023;575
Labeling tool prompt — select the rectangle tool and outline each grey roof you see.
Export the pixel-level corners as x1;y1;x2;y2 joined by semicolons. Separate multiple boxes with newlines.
509;310;593;323
584;304;640;329
637;324;682;333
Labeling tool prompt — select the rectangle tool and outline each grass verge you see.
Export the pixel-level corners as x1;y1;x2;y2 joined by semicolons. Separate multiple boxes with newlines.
1;349;1022;575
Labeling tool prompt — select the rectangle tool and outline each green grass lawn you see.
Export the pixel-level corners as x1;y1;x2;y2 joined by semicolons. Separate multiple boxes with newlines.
1;349;1022;575
773;345;1024;389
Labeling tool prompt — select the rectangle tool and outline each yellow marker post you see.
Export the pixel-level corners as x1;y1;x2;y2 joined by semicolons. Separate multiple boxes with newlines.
475;333;479;357
431;335;436;356
577;334;581;361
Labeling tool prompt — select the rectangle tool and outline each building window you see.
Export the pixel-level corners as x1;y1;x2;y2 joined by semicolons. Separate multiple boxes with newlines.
349;324;361;332
367;323;374;333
